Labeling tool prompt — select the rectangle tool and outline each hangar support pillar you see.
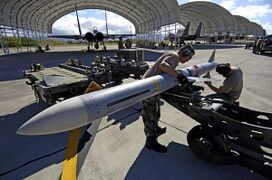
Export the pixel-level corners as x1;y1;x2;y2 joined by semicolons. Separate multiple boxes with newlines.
0;26;10;55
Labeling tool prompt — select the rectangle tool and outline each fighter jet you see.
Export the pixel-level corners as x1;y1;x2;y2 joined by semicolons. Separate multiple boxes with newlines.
176;22;191;38
49;4;135;51
176;22;203;45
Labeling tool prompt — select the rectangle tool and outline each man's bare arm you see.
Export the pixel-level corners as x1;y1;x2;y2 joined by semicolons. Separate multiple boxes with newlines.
159;62;179;78
206;82;226;93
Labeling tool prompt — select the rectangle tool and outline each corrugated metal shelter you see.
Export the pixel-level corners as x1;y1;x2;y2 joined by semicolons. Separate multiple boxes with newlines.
0;0;178;34
176;2;238;35
0;0;266;37
176;2;264;36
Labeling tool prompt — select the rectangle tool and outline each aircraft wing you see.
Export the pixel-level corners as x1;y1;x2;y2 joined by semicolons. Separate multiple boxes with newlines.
48;35;83;40
104;34;136;39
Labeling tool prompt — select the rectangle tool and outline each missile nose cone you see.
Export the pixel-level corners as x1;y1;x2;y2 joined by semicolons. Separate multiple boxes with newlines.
17;97;89;135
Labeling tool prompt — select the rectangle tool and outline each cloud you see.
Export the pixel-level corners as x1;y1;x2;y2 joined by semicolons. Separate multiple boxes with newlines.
52;14;80;35
52;11;135;35
107;11;120;19
250;19;261;24
231;4;272;18
188;0;211;1
220;0;236;10
263;22;272;34
248;0;264;3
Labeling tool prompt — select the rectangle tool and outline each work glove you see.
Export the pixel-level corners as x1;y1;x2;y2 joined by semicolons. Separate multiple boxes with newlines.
192;85;204;91
177;73;189;85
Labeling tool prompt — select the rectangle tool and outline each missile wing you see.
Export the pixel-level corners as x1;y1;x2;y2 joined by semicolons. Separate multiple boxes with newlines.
104;34;136;39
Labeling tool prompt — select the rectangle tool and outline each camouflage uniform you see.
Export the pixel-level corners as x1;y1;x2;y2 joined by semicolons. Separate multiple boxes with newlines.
142;95;161;137
141;52;180;138
141;44;195;152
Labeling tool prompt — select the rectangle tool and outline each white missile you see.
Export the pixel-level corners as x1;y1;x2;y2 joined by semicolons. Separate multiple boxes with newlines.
17;53;217;136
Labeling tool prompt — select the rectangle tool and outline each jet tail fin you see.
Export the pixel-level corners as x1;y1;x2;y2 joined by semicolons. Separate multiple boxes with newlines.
194;22;202;37
208;49;216;62
181;22;190;37
104;10;109;36
74;3;82;36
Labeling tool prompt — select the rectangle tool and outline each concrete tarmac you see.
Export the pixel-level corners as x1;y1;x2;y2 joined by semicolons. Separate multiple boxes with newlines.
0;45;271;179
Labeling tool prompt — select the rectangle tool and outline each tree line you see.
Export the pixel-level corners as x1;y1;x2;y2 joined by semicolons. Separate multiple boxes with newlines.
0;37;65;47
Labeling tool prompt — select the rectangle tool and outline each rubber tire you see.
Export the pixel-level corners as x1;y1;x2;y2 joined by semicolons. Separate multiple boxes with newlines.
187;125;234;164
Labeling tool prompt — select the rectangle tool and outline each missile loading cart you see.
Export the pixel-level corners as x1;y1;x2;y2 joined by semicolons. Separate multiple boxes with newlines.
162;84;272;178
24;49;149;104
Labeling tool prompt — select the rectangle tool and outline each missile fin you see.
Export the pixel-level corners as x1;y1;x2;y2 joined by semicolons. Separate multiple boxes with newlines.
202;72;210;79
208;49;216;62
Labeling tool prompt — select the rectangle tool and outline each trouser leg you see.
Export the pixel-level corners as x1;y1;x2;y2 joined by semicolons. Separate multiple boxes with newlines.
141;95;167;153
142;95;160;137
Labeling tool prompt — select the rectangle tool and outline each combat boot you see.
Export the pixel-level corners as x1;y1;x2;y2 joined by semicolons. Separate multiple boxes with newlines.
145;136;167;153
156;126;166;137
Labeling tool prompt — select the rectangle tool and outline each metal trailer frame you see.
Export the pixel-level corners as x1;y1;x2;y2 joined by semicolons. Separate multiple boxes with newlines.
161;85;272;178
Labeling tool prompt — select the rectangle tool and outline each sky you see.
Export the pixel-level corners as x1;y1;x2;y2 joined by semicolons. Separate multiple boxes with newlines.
52;0;272;35
52;10;135;35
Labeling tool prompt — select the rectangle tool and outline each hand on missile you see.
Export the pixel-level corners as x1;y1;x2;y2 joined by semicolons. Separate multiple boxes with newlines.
203;72;211;85
204;80;212;85
177;73;189;85
203;72;211;78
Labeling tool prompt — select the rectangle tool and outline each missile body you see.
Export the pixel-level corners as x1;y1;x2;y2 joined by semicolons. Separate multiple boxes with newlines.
17;61;217;135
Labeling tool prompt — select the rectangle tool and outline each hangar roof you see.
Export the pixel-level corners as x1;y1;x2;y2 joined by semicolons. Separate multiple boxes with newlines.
176;2;264;36
0;0;178;33
233;15;264;36
176;2;238;35
0;0;265;36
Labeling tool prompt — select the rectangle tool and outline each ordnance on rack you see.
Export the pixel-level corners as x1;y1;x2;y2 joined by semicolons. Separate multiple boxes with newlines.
23;51;149;104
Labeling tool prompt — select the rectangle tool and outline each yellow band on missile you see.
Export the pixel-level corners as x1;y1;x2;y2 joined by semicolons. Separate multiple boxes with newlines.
153;79;160;94
61;128;81;180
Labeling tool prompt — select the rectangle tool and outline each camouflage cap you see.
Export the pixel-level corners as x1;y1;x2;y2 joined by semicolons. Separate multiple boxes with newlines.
178;44;195;57
216;63;231;75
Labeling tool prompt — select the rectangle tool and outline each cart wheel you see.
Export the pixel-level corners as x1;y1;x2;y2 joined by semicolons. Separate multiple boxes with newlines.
187;125;234;164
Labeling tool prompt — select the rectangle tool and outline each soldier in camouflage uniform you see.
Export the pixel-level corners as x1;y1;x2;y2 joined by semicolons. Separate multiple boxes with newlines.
142;44;195;153
142;95;161;136
205;63;243;103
